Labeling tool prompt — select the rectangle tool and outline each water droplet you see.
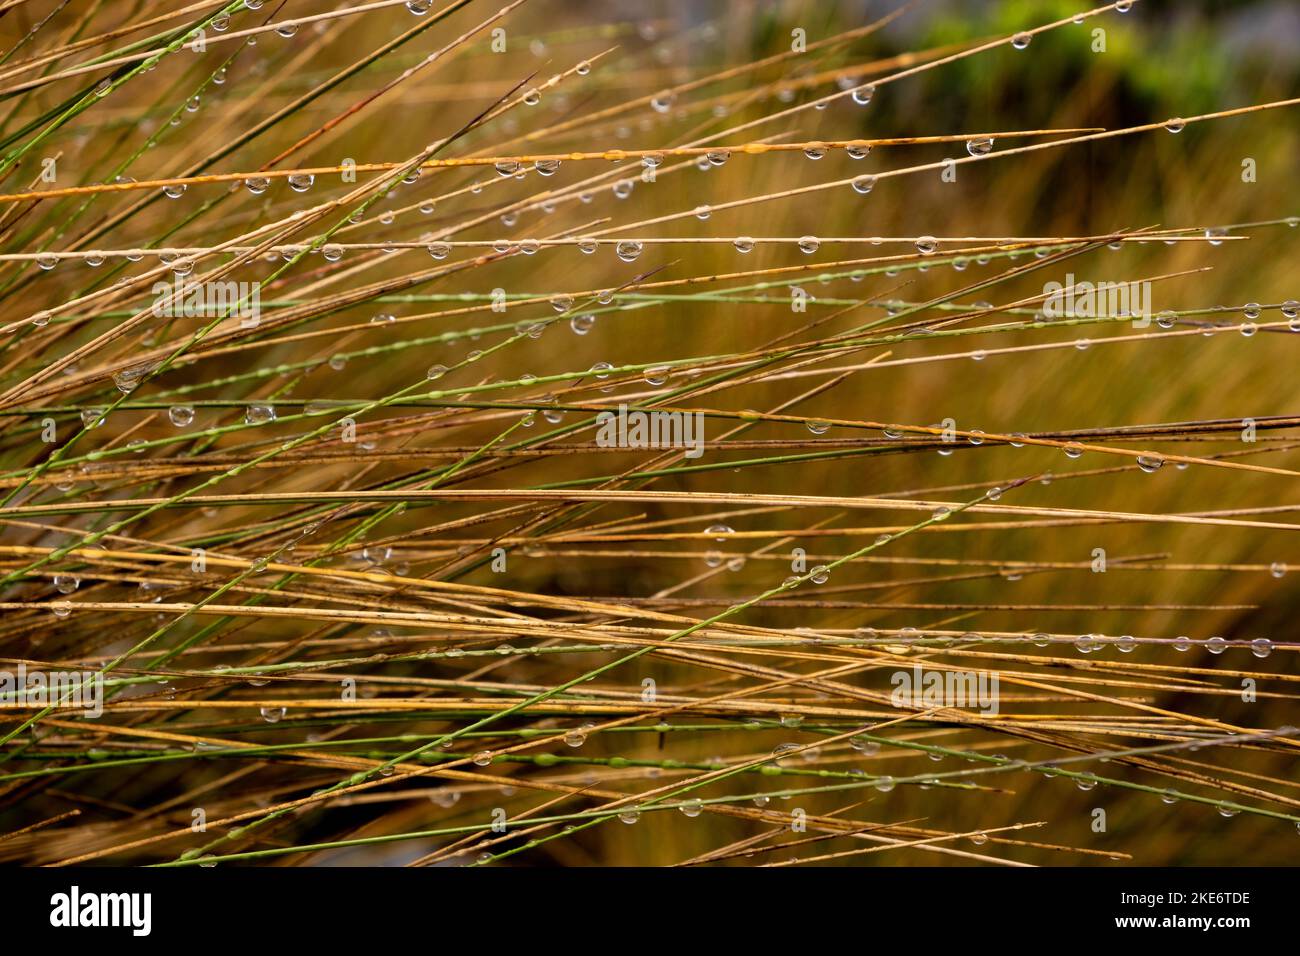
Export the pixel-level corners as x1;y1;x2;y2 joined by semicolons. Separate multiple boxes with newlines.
650;90;675;113
966;137;994;157
535;158;561;176
1164;117;1186;134
618;809;641;824
615;240;642;262
914;236;938;255
693;204;711;220
1270;561;1288;578
851;84;875;106
732;236;755;253
36;253;58;270
245;404;276;425
426;364;448;381
706;524;733;541
705;149;730;166
575;60;591;75
112;367;145;393
1173;636;1192;652
849;735;879;755
874;776;895;792
287;172;314;192
679;798;703;817
644;365;670;386
1063;442;1084;459
570;314;595;335
168;405;195;427
163;183;186;199
1136;453;1164;473
523;89;540;106
1010;32;1031;49
1242;302;1261;320
1207;636;1226;654
53;573;79;594
260;706;286;723
803;145;826;161
472;751;493;766
797;235;820;255
1251;638;1273;658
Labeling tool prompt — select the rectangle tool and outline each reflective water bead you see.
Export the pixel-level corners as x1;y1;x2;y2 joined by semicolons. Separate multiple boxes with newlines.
245;404;277;425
